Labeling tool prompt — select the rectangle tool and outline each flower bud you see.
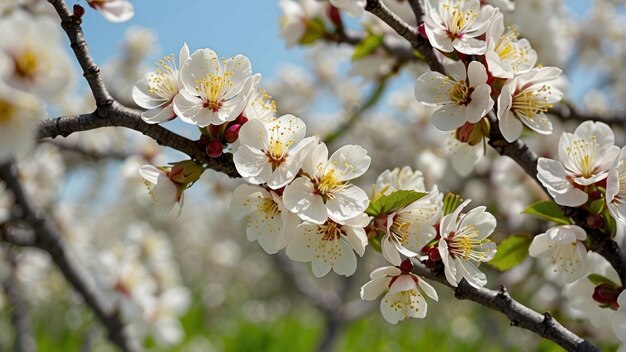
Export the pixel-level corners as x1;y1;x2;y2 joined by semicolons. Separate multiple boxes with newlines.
234;113;248;125
208;124;222;139
428;247;441;262
224;124;241;143
206;139;224;158
327;5;343;28
399;258;413;272
73;4;85;19
418;23;427;39
169;160;204;184
198;134;210;146
592;284;620;308
456;122;484;146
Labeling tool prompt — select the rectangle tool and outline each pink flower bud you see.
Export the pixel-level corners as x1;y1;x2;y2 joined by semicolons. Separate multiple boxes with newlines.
428;247;442;262
208;124;222;139
73;4;85;19
234;113;248;125
224;124;241;143
206;139;223;158
418;23;427;39
592;284;620;308
327;5;343;28
399;258;413;272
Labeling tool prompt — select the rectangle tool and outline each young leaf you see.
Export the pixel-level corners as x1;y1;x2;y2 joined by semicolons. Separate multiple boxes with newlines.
365;190;427;216
299;17;327;45
522;200;571;225
488;235;532;271
352;33;384;60
587;273;618;287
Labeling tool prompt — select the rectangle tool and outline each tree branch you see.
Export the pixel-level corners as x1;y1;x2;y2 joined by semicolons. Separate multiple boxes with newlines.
0;163;139;352
2;246;37;352
412;264;598;352
47;0;114;110
38;111;239;177
407;0;424;23
549;103;626;128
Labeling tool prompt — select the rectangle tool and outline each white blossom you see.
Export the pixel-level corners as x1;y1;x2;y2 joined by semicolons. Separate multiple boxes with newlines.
233;115;318;189
607;147;626;224
438;200;497;288
422;0;495;55
537;121;619;207
279;0;325;47
282;143;371;224
497;67;563;142
0;10;73;100
174;48;259;127
139;165;183;214
529;225;588;284
381;188;443;265
87;0;134;22
485;10;536;78
373;166;426;197
360;263;438;324
230;184;300;254
132;43;189;124
613;291;626;349
415;61;494;131
286;213;369;277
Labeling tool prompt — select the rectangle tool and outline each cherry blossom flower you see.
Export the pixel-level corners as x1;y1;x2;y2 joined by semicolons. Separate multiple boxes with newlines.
438;199;497;288
282;143;371;224
230;184;300;254
233;115;318;189
142;287;191;346
132;43;189;124
139;165;184;214
537;121;619;207
360;260;438;324
485;10;536;78
529;225;588;283
285;213;369;277
330;0;365;17
607;147;626;225
415;61;494;131
381;188;443;265
0;10;73;100
497;67;563;142
279;0;325;47
0;79;46;163
373;166;426;197
174;48;259;127
422;0;496;55
243;83;277;123
87;0;134;23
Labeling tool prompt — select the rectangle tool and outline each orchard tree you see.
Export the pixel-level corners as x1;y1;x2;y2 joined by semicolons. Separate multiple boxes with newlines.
0;0;625;351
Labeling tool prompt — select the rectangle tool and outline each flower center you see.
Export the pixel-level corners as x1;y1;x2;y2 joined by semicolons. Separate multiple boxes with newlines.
446;225;491;261
565;137;600;178
264;124;292;169
442;3;477;37
384;287;420;319
148;54;179;100
14;49;38;79
258;198;280;218
448;80;471;106
320;221;342;241
511;85;553;120
0;99;16;125
196;71;233;113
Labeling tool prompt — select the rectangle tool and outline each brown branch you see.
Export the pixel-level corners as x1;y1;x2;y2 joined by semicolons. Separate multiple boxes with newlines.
549;103;626;128
47;0;114;110
407;0;424;22
38;111;239;177
365;0;445;74
2;246;37;352
0;163;139;352
412;264;598;352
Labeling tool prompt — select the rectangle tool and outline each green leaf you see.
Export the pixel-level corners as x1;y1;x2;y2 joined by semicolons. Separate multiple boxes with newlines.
587;273;618;287
365;190;427;216
442;193;463;216
603;211;617;237
488;235;532;271
522;200;571;225
352;33;384;60
299;17;327;45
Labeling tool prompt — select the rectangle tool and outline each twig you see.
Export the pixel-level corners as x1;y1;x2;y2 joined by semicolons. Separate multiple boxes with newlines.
47;0;114;110
365;0;445;74
407;0;424;23
549;103;626;128
38;112;238;177
0;163;139;352
2;246;37;352
412;264;598;352
43;140;130;160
